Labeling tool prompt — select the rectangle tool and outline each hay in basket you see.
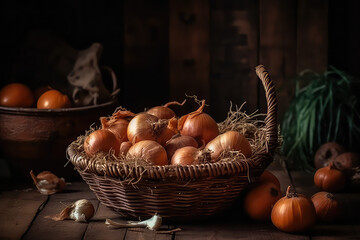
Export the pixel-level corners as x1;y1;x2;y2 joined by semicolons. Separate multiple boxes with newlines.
67;65;278;220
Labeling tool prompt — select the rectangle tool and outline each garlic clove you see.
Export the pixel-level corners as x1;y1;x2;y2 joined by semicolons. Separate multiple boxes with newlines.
52;199;95;222
105;213;162;231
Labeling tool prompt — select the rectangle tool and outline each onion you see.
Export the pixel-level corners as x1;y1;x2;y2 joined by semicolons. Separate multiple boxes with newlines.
101;109;136;142
126;140;168;166
178;100;219;145
84;129;121;157
311;191;341;222
205;131;252;161
147;100;186;119
120;141;132;155
127;113;178;145
171;146;210;166
165;134;198;160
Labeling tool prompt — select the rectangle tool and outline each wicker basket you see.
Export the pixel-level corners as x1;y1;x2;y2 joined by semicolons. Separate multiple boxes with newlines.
67;65;277;220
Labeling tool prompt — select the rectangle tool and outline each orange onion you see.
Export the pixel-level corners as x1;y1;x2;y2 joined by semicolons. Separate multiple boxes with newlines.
126;140;168;165
178;100;219;145
205;131;252;161
311;191;341;222
127;113;178;145
165;134;198;160
84;129;120;157
147;100;186;119
101;109;136;142
271;186;316;233
120;141;132;155
171;146;210;166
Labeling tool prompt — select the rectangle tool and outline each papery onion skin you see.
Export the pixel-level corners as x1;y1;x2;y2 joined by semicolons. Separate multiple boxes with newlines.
101;118;129;142
147;100;186;119
205;131;251;161
271;186;316;233
30;170;65;195
165;135;198;160
127;113;177;145
120;141;132;155
84;129;121;157
171;146;209;166
127;113;159;143
311;191;340;222
178;100;219;145
126;140;168;166
147;106;175;119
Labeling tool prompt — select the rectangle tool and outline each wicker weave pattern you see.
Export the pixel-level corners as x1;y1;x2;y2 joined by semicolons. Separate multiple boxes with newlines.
68;65;277;220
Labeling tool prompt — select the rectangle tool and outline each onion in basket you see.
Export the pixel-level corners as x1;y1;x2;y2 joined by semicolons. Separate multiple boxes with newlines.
127;113;178;145
126;140;168;165
84;129;121;157
171;146;211;166
205;131;252;161
146;100;186;119
165;134;198;160
178;99;219;145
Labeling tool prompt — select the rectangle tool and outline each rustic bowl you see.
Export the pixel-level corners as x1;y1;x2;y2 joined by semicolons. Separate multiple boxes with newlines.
0;67;119;181
0;100;119;181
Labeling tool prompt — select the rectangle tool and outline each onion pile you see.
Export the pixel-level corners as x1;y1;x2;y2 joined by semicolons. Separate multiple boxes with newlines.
83;100;253;166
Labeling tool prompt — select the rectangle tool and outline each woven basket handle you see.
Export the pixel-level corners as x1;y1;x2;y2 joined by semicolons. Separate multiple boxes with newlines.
255;65;278;155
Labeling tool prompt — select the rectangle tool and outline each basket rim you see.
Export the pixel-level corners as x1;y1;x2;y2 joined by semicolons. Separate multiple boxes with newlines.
67;65;277;181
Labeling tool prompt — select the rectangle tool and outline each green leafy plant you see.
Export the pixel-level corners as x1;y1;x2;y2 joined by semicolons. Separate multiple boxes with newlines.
281;66;360;171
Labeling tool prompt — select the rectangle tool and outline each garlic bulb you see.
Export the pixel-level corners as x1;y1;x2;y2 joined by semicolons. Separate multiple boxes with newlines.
52;199;95;222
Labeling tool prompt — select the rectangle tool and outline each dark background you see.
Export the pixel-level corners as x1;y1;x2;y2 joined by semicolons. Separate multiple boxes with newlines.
1;0;359;122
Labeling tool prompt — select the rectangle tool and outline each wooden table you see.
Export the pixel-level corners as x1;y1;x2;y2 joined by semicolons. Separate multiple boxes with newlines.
1;160;359;240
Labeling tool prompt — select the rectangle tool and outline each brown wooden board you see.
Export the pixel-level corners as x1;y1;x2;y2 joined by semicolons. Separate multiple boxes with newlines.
258;0;297;122
22;182;98;240
209;0;259;122
296;0;328;73
169;0;210;115
122;0;169;113
0;187;47;240
83;203;127;240
289;170;360;239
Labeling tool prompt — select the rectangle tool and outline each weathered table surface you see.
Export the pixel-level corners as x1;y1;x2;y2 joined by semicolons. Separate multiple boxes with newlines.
1;159;359;240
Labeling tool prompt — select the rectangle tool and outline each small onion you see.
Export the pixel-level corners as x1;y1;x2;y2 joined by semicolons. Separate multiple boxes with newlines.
314;162;346;192
101;109;136;142
147;100;186;119
333;152;360;178
311;191;341;222
178;100;219;145
259;170;281;190
205;131;252;161
271;186;316;233
84;129;121;157
244;181;282;221
120;141;132;155
171;146;210;166
126;140;168;166
314;142;345;169
165;134;198;160
101;118;129;142
127;113;178;145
